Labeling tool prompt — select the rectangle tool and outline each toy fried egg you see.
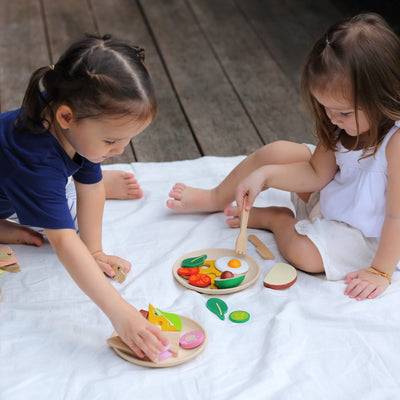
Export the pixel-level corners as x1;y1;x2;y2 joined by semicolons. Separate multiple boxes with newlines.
215;256;249;274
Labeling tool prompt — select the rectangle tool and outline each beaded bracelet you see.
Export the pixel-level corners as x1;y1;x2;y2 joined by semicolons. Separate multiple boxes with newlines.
366;266;392;284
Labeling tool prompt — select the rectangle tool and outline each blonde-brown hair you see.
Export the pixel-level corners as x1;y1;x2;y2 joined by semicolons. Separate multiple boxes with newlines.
301;13;400;156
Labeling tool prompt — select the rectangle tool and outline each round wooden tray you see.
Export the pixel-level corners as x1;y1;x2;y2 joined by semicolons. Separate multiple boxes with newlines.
111;315;207;368
173;248;260;294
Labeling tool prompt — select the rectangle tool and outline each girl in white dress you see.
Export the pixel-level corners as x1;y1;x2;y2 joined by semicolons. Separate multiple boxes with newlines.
167;13;400;300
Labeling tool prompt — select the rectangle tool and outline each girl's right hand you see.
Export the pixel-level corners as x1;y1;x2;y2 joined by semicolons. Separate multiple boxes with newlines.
236;167;268;211
110;301;169;361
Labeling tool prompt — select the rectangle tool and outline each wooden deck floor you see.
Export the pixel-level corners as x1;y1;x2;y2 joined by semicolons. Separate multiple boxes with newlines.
0;0;397;164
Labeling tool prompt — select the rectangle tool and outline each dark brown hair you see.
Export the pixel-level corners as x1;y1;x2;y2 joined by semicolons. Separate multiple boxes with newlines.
301;13;400;156
17;34;157;132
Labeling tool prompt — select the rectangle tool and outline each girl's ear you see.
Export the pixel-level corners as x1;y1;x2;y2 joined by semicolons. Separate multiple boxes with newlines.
55;105;74;129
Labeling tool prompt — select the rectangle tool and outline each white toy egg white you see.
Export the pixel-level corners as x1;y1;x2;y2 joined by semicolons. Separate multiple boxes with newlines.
215;256;249;274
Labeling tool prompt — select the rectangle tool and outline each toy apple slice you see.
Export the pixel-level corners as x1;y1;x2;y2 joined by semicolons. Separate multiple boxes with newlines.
263;263;297;290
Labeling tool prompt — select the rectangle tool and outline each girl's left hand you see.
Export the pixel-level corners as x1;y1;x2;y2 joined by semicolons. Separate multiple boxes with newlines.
92;251;131;278
344;268;390;300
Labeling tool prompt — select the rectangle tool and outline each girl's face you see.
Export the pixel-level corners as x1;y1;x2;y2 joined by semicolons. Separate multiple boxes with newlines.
312;89;370;136
55;107;151;163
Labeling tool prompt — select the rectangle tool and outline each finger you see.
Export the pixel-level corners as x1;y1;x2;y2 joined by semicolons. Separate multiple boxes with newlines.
344;279;359;295
348;282;368;299
367;285;386;299
124;337;145;359
99;261;115;278
355;283;376;301
148;324;169;346
344;271;358;284
137;331;167;361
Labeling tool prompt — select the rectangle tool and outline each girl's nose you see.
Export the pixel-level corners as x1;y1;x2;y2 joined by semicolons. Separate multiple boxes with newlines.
327;110;342;125
111;146;124;155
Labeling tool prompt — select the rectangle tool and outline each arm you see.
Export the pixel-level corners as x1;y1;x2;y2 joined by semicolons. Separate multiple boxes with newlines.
345;130;400;300
44;228;168;360
236;142;338;210
74;179;130;277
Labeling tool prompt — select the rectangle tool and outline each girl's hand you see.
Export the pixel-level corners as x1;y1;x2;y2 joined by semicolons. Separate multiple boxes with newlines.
344;268;390;300
92;251;131;278
236;167;268;211
111;301;169;361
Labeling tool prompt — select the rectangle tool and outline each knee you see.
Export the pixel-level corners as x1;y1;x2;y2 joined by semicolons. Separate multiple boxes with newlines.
285;239;324;274
252;141;294;165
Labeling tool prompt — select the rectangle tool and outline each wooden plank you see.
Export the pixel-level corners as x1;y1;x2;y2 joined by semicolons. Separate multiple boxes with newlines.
285;0;343;39
188;0;313;144
235;0;314;90
0;0;49;112
41;0;134;164
42;0;96;62
139;0;264;156
90;0;201;162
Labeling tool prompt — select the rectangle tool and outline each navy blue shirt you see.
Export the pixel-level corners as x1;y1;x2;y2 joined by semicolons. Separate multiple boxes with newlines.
0;109;102;229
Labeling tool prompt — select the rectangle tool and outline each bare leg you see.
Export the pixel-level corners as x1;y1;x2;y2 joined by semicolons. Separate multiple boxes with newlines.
102;170;143;200
226;205;324;274
0;220;44;247
167;140;313;213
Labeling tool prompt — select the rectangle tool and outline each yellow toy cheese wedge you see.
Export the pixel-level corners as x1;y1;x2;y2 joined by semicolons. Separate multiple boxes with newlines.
263;263;297;290
148;304;179;331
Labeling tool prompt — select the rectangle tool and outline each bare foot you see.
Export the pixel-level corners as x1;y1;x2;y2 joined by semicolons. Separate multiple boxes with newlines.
0;220;44;247
167;183;229;213
224;205;295;229
103;170;143;200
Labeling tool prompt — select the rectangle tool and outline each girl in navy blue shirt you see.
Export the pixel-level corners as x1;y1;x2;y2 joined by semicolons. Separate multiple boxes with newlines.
0;34;168;361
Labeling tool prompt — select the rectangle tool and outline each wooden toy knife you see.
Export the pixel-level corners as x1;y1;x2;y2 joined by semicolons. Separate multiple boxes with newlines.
248;234;275;260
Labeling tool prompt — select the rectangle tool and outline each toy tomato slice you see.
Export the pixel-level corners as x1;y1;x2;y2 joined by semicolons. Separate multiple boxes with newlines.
189;273;211;287
177;267;200;276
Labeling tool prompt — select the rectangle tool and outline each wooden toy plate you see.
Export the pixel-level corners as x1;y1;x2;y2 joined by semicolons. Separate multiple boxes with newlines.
110;316;207;368
173;248;261;294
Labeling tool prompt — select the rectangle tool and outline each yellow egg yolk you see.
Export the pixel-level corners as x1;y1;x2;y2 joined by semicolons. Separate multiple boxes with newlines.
228;259;241;268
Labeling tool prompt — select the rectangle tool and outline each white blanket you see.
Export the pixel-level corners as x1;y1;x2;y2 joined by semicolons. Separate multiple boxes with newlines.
1;156;399;400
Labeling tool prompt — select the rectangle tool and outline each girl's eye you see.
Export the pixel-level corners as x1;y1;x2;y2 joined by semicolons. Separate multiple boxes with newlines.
105;140;116;145
340;112;352;117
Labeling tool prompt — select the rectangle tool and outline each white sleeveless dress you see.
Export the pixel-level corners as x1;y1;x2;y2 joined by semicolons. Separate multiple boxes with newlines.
294;121;400;280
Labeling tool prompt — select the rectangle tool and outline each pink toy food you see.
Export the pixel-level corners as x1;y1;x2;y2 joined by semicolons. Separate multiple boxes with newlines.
179;330;205;349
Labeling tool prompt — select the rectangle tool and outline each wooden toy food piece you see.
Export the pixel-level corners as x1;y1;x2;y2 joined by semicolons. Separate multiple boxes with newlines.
156;308;183;331
0;246;20;273
148;304;181;331
189;273;211;287
263;263;297;290
220;271;234;279
206;298;228;320
214;274;245;289
229;310;250;323
181;254;207;268
248;235;275;260
199;260;222;288
111;264;126;283
177;267;200;277
179;330;205;349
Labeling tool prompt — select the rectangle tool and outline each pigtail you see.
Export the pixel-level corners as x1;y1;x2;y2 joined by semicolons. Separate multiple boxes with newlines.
15;66;54;132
